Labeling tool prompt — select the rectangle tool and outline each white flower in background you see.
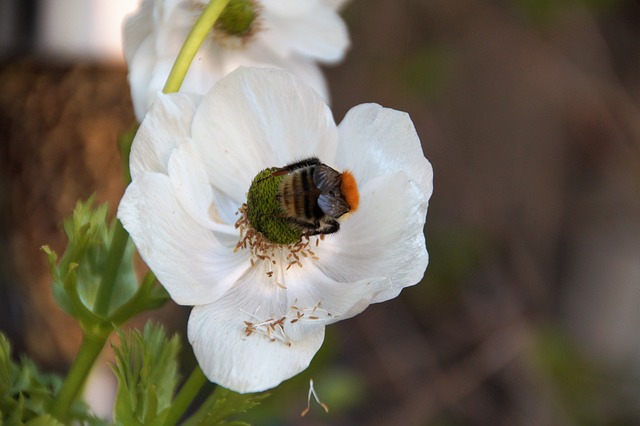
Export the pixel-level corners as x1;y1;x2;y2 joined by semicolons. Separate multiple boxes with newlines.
117;67;433;393
123;0;350;121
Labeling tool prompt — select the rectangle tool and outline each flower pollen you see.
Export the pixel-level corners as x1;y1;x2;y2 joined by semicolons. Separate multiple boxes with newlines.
243;317;290;346
242;302;334;347
235;204;321;284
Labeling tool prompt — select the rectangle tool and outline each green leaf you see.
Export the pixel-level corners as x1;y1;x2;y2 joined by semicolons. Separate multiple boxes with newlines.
100;226;138;314
43;197;140;332
0;333;101;425
44;197;107;318
112;322;181;426
109;273;170;327
0;334;12;395
530;326;640;424
182;387;268;426
24;414;66;426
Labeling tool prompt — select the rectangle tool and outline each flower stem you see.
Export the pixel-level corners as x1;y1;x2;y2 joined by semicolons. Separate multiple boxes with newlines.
163;365;208;426
163;0;231;94
51;334;106;422
118;123;138;183
94;220;129;317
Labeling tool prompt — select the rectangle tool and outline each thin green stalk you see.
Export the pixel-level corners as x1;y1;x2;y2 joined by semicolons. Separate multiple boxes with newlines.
163;365;208;426
94;220;129;317
118;123;138;183
163;0;231;94
51;334;107;422
109;272;168;325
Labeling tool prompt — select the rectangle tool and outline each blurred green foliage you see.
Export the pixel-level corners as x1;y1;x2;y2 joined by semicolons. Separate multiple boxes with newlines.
531;327;640;425
511;0;626;27
407;224;493;316
181;386;267;426
404;45;456;102
0;333;104;426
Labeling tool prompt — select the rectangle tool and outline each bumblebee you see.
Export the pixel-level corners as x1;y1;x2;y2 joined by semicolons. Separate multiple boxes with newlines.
247;157;360;245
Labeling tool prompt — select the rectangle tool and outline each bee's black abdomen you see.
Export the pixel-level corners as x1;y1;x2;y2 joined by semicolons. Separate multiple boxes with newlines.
282;157;321;172
274;157;351;239
299;168;313;219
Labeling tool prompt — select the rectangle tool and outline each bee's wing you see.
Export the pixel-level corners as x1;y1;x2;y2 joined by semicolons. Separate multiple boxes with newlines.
313;165;342;193
318;194;350;218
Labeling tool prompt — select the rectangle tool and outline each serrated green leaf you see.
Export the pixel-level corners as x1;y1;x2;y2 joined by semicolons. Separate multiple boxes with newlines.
182;387;268;426
72;216;137;317
112;323;181;426
0;333;100;425
43;197;141;331
44;197;108;319
25;414;65;426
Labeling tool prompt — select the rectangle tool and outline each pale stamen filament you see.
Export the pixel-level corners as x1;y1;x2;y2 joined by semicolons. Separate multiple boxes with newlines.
301;379;329;417
241;302;335;346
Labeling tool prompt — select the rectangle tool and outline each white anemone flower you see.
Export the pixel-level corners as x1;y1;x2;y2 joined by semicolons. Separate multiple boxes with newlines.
117;67;433;393
123;0;350;121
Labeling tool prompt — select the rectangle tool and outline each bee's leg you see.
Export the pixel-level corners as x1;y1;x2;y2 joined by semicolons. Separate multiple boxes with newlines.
282;216;318;231
313;218;340;236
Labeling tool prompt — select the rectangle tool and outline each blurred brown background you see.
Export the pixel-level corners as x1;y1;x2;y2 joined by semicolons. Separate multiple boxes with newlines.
2;0;640;425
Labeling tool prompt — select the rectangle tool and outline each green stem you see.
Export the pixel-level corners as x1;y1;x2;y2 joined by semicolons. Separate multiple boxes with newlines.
163;365;208;426
94;220;129;317
109;272;168;325
118;123;138;183
51;334;107;422
163;0;231;94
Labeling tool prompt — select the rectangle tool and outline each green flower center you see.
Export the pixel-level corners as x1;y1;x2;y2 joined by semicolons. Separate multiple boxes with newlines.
216;0;259;37
246;168;301;245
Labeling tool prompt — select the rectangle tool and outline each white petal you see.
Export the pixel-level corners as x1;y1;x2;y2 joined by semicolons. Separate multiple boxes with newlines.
337;103;434;201
157;0;194;52
259;53;330;103
125;0;188;121
127;36;158;121
315;172;429;304
145;58;180;114
322;0;350;11
129;92;201;178
118;172;249;306
179;41;226;94
122;0;154;66
188;273;325;393
191;67;338;200
282;262;382;324
261;0;315;15
223;41;331;103
261;0;350;62
187;245;388;393
167;141;241;240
